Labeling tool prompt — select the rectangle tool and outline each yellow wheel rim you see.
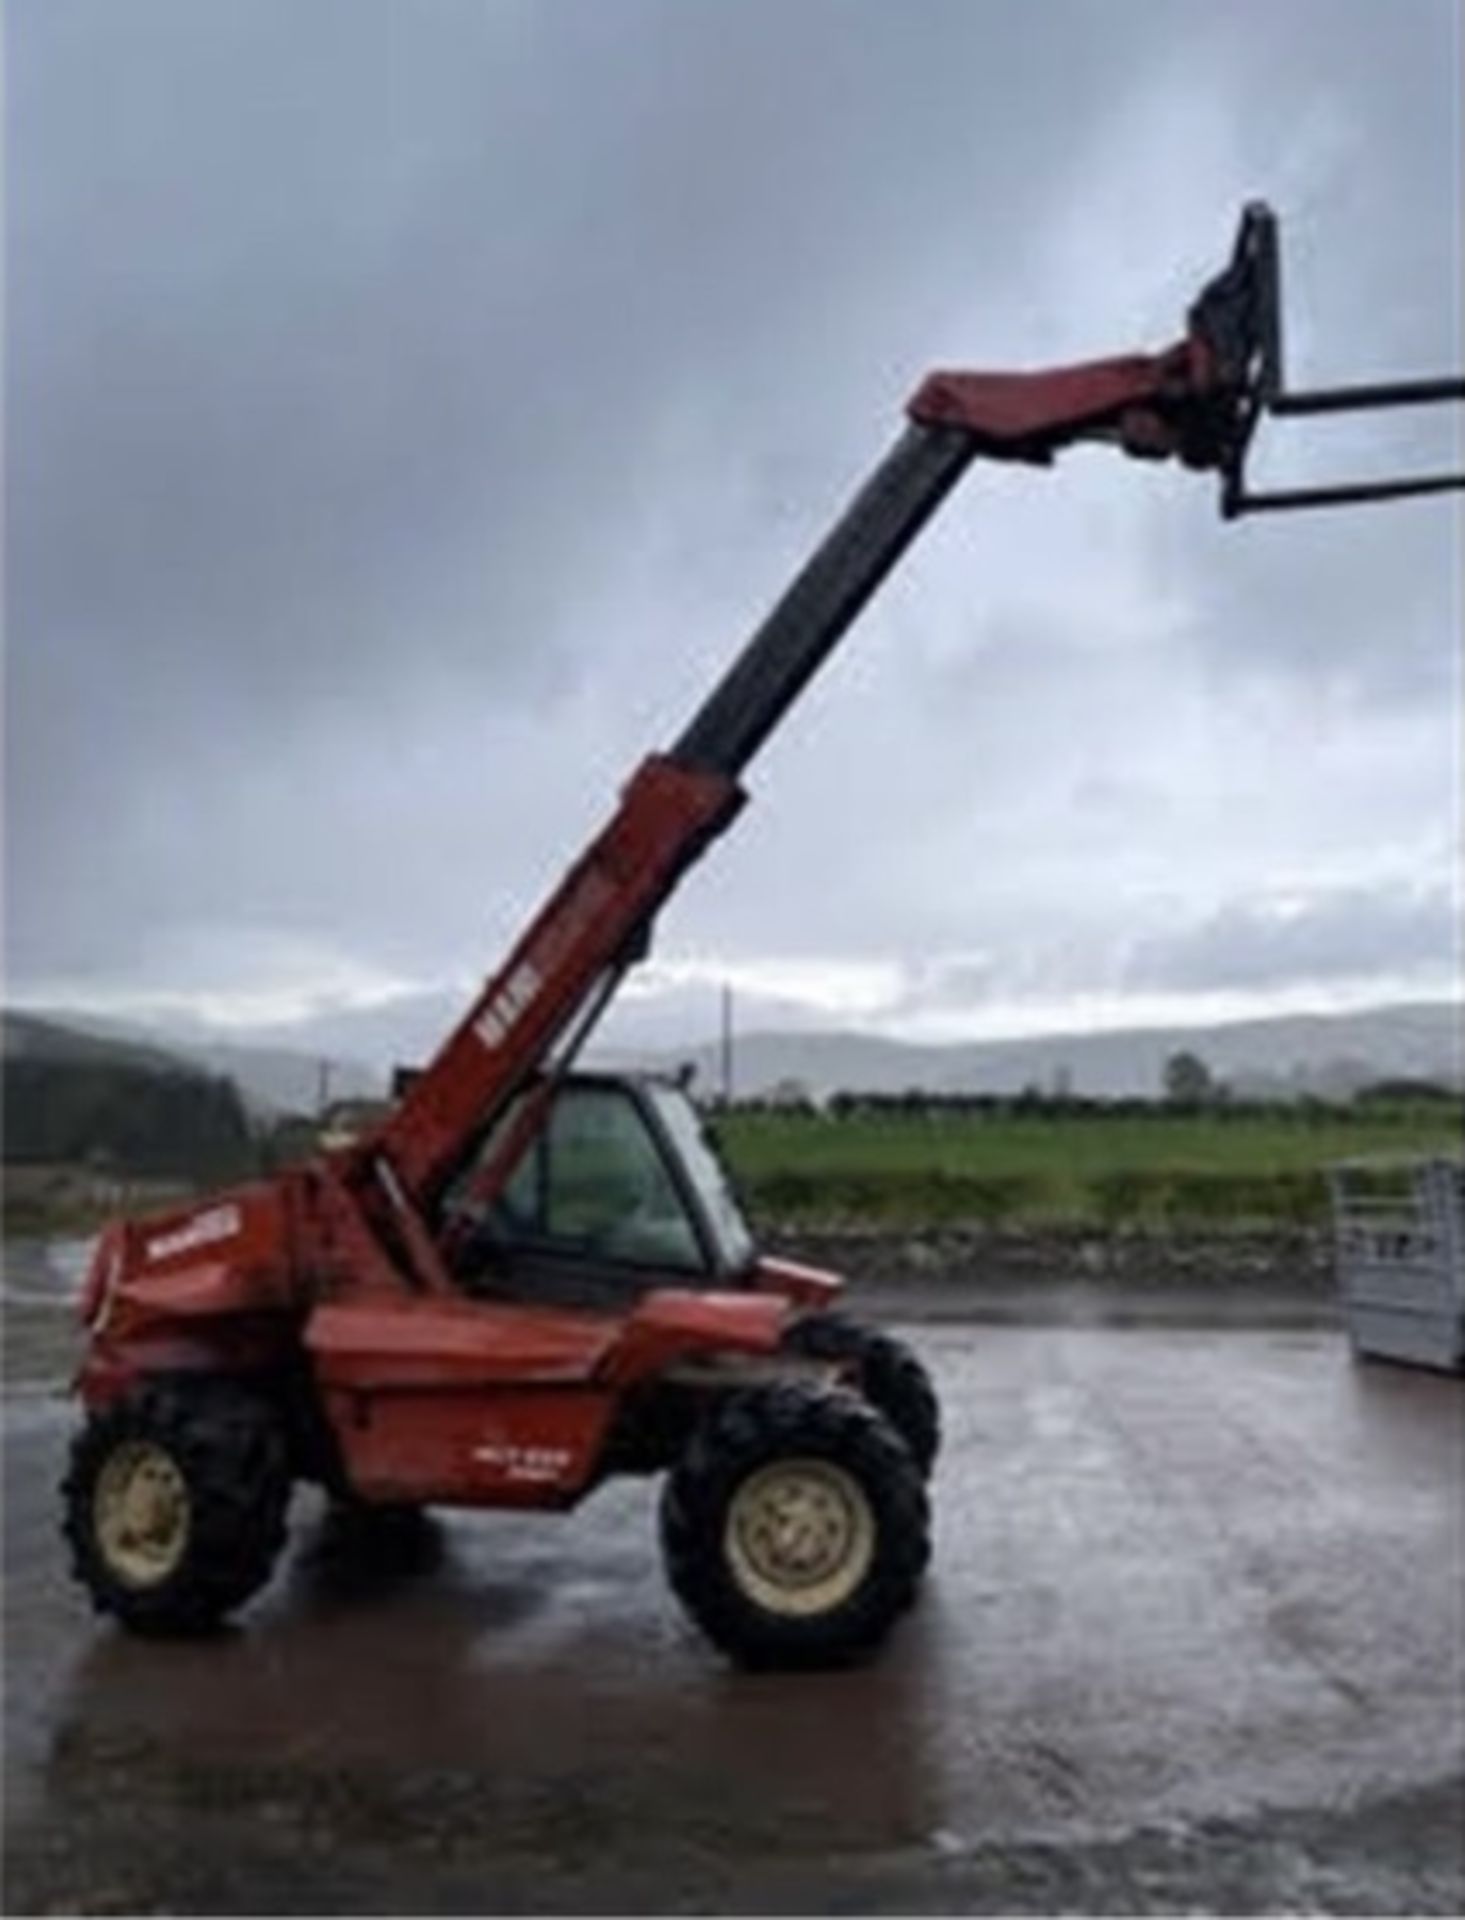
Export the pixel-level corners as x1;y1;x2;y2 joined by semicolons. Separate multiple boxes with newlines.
93;1440;191;1588
724;1457;875;1618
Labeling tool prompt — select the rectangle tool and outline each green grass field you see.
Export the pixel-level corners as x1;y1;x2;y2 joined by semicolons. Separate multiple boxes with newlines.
711;1103;1464;1229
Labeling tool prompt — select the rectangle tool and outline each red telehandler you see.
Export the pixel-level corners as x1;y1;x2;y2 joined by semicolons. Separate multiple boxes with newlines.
64;207;1463;1666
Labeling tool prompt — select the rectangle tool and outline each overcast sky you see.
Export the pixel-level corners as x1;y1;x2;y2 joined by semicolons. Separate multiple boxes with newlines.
6;0;1462;1062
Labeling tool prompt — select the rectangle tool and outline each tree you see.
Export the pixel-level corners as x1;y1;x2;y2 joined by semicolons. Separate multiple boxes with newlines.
1163;1050;1215;1106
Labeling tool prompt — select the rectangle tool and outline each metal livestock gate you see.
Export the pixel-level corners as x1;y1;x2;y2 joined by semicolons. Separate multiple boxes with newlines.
1328;1156;1465;1373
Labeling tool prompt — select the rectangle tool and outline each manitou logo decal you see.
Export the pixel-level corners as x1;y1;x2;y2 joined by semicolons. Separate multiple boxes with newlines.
474;961;543;1049
145;1203;243;1264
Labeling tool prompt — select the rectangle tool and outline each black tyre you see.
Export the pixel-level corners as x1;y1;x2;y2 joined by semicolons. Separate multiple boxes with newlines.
660;1383;930;1669
784;1312;941;1476
62;1380;291;1634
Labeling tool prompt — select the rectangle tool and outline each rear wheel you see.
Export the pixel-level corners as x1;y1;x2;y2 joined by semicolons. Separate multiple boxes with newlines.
62;1381;290;1634
660;1384;929;1668
783;1312;941;1475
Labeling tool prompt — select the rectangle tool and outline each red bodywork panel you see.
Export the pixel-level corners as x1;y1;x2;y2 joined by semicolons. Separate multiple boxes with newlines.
77;1182;305;1408
307;1297;620;1390
307;1297;620;1504
318;1385;613;1508
306;1285;791;1505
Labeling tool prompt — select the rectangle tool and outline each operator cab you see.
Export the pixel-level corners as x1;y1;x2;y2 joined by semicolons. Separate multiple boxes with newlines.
447;1073;757;1306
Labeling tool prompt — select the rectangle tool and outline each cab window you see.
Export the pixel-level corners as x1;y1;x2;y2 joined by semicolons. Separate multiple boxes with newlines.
490;1085;706;1272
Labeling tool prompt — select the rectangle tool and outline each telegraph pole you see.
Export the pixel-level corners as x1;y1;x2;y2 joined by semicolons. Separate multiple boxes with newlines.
720;983;734;1107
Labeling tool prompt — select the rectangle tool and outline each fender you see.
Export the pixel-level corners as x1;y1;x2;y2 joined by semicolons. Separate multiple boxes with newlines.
601;1289;792;1387
76;1320;293;1411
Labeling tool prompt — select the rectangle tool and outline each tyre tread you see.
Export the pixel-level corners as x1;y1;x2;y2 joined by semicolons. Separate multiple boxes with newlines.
660;1382;929;1669
784;1312;941;1475
62;1380;290;1634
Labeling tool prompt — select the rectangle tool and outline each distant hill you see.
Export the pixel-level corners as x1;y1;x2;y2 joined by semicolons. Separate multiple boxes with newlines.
597;1001;1464;1101
2;1011;184;1074
2;1011;255;1182
9;997;1460;1119
13;1009;383;1117
153;1036;383;1117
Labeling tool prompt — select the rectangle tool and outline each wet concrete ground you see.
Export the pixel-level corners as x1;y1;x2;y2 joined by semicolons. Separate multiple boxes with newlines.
3;1258;1463;1913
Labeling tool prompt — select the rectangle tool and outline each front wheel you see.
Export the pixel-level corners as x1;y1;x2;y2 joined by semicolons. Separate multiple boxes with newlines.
62;1381;291;1634
660;1384;930;1669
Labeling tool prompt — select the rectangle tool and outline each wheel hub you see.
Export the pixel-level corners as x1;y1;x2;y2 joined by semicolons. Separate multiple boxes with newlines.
724;1457;875;1617
94;1441;190;1587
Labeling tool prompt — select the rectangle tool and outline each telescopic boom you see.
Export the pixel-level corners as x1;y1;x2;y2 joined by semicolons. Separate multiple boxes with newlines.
366;203;1463;1239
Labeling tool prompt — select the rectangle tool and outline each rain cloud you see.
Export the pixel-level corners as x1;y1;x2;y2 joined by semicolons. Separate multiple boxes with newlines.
6;0;1461;1055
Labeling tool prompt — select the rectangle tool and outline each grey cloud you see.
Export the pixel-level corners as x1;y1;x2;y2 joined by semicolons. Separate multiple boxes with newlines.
894;957;1003;1016
8;0;1165;977
1125;883;1459;994
6;0;1461;1036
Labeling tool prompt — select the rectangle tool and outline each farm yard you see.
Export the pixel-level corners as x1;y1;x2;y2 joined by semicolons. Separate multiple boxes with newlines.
10;1;1464;1911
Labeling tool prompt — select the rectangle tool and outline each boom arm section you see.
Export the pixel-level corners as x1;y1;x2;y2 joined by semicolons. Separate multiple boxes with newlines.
377;754;741;1202
364;202;1462;1220
370;418;994;1213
